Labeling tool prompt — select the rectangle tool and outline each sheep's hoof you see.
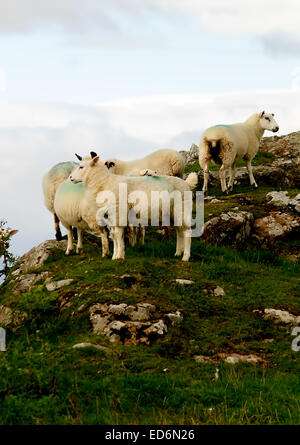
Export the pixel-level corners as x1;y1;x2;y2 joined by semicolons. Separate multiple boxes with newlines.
252;183;258;189
76;247;83;254
182;255;190;262
65;249;73;256
222;189;229;195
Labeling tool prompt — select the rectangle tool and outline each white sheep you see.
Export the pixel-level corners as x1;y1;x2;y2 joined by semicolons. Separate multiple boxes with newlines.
53;155;110;256
42;156;146;251
104;149;185;177
70;154;193;261
42;161;77;240
199;111;279;193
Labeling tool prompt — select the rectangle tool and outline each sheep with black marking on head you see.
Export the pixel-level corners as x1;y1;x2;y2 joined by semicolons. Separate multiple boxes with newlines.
105;149;185;178
199;111;279;194
70;153;193;261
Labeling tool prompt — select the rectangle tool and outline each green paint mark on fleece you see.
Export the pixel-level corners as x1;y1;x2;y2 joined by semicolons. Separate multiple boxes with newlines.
48;162;78;179
57;178;85;197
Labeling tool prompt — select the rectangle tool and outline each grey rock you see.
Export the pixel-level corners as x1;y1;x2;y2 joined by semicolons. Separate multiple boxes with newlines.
213;286;225;297
46;278;74;292
125;303;156;321
166;311;183;325
109;303;127;315
221;354;264;365
194;355;216;364
175;279;194;285
73;342;111;352
204;211;254;246
253;212;299;245
263;308;300;326
0;305;27;328
17;240;67;273
13;272;49;294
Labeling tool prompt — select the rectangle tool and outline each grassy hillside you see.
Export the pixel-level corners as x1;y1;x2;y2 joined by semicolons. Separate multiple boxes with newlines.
0;183;299;425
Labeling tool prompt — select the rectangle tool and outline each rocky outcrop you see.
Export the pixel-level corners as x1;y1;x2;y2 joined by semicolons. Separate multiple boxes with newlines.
46;279;74;292
179;143;198;165
203;210;254;246
253;212;300;246
15;240;67;274
266;191;300;213
89;302;183;345
254;308;300;326
0;305;27;328
12;272;49;294
260;131;300;160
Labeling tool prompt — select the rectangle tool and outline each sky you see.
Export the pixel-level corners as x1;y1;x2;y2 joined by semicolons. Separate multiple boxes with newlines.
1;0;300;258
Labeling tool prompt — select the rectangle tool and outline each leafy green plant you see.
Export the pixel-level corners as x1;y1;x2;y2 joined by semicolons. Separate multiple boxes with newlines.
0;220;18;277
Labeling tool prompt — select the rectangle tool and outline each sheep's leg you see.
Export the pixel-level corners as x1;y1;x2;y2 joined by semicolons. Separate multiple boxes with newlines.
54;214;63;241
246;160;258;188
101;229;109;257
227;164;236;192
114;227;125;260
219;165;228;194
128;225;137;247
202;163;210;193
65;225;74;255
110;228;117;260
175;228;184;257
76;229;83;254
139;226;145;245
182;229;191;262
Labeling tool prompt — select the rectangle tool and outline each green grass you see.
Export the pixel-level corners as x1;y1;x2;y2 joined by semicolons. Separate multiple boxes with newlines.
0;183;299;425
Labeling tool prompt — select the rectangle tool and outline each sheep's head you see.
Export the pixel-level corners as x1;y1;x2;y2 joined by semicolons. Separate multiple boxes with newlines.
70;152;105;184
104;159;116;173
259;111;279;132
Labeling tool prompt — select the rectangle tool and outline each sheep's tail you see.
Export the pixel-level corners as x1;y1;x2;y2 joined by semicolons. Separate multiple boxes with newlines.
202;137;233;166
171;154;185;177
185;172;198;190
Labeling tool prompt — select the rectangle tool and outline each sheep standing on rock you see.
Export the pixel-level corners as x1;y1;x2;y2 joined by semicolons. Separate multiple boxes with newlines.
104;149;185;177
199;111;279;193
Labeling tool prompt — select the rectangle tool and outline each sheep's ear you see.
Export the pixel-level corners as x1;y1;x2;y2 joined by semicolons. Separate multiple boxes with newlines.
260;111;265;117
9;230;18;236
105;161;115;169
90;151;98;158
90;156;99;166
75;153;82;161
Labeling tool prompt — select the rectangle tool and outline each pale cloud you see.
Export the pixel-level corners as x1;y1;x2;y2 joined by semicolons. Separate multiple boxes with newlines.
0;1;299;42
261;32;300;57
0;0;153;33
155;0;300;38
1;88;299;257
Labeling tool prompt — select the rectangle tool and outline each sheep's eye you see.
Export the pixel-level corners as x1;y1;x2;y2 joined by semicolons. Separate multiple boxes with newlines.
79;166;84;169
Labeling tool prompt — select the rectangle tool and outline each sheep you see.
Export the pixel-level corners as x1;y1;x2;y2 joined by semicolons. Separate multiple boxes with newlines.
199;111;279;194
43;157;146;251
53;155;110;256
104;149;185;178
42;161;77;240
69;154;193;261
